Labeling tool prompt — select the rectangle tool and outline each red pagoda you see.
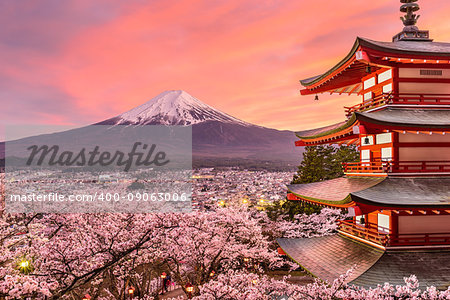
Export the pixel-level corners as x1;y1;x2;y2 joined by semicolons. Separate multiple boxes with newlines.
278;0;450;289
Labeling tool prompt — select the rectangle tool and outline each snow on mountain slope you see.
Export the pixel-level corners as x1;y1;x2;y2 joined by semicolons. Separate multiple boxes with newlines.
112;90;252;126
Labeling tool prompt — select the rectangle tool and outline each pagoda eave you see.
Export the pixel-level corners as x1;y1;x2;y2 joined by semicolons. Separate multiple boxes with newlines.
287;192;355;208
300;37;450;96
295;108;450;147
278;235;450;289
287;177;385;208
350;177;450;208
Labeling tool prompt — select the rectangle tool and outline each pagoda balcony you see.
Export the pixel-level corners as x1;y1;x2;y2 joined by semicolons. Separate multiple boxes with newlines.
345;93;450;118
338;220;450;248
338;220;389;246
343;160;450;175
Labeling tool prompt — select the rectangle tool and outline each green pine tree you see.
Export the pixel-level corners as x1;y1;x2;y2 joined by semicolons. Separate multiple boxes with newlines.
291;145;359;184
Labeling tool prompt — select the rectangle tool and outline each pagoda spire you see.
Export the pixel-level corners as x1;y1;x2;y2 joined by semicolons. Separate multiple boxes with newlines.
393;0;432;42
400;0;420;27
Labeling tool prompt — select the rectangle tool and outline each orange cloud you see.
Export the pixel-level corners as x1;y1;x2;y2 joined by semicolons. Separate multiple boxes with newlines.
1;0;448;131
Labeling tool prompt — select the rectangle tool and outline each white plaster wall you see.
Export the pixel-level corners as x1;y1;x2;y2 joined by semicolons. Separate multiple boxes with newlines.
399;133;450;143
398;215;450;234
399;68;450;79
399;82;450;94
399;147;450;161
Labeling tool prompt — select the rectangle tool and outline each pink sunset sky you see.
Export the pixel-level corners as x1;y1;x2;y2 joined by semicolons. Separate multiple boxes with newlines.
2;0;450;132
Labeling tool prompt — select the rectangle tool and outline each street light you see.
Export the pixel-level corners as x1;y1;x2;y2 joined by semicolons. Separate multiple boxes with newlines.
186;283;194;298
161;272;167;295
20;260;29;268
209;271;215;277
82;294;91;300
18;259;31;274
128;287;135;299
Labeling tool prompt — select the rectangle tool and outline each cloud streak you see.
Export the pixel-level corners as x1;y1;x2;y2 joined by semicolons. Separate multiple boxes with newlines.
1;0;449;131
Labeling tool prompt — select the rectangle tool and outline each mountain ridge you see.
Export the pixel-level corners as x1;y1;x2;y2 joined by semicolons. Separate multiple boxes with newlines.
100;90;254;127
2;90;302;169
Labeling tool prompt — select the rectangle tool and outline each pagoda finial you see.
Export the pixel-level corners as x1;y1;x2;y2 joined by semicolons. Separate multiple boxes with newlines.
392;0;432;42
400;0;420;27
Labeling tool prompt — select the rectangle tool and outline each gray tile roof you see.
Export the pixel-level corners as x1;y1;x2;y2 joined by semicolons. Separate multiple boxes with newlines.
278;234;450;290
357;108;450;128
295;121;348;138
296;108;450;139
287;177;385;203
278;235;384;283
351;250;450;290
351;177;450;207
360;37;450;56
301;37;450;87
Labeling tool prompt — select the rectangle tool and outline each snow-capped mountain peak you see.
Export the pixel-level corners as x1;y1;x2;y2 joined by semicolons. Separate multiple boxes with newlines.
114;90;251;126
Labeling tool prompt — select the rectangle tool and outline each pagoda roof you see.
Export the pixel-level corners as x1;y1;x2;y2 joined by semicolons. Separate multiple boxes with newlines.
296;108;450;143
356;108;450;129
278;234;450;289
288;177;450;208
277;235;384;283
359;38;450;57
351;177;450;208
287;177;384;206
295;114;358;142
351;249;450;290
295;121;348;139
300;37;450;95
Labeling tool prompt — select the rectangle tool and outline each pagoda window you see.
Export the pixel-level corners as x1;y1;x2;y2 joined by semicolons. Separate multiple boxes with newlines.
361;135;374;146
382;83;393;93
399;68;449;78
420;69;443;76
361;149;371;162
355;215;366;226
381;147;393;161
378;69;392;83
376;133;392;144
363;91;373;101
377;214;390;234
363;77;376;90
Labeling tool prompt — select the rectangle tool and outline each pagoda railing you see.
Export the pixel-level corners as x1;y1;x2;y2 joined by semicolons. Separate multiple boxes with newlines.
389;233;450;246
339;220;450;247
338;220;389;246
345;93;393;118
345;93;450;118
390;161;450;173
342;160;450;174
392;93;450;106
342;161;388;174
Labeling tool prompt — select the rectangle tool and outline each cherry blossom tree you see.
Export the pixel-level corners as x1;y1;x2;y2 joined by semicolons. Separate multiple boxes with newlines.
155;207;283;297
275;208;343;239
0;213;57;298
1;205;449;299
195;269;450;300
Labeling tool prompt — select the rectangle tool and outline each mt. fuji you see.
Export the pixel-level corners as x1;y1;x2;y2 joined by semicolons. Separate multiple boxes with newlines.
1;91;301;169
98;90;301;168
102;90;252;127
